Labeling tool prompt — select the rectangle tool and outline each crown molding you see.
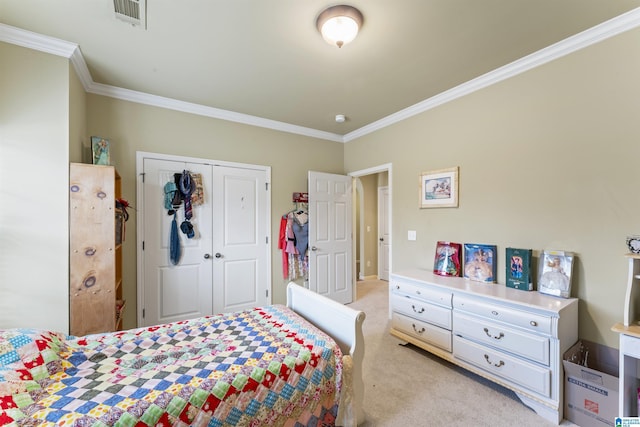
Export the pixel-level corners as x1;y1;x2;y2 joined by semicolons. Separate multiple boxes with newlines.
343;6;640;143
85;82;344;142
0;23;343;143
3;7;640;145
0;23;77;57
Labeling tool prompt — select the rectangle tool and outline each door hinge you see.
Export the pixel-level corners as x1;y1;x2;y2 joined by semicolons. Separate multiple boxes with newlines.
142;308;145;318
266;236;269;244
142;241;145;250
265;182;269;191
141;172;145;183
265;290;269;298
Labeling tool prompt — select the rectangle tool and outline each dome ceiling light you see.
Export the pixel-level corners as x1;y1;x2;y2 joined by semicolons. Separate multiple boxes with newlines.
316;5;363;48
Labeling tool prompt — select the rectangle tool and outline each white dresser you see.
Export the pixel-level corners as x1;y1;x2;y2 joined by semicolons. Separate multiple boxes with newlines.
390;269;579;424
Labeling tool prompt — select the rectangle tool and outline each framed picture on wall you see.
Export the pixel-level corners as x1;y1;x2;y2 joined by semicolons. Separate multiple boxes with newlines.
91;136;111;165
419;166;459;208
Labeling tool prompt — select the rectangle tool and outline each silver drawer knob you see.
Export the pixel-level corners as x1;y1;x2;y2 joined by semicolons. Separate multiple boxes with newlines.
530;320;538;327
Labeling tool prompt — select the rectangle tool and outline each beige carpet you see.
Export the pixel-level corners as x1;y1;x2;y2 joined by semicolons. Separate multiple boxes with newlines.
346;279;578;427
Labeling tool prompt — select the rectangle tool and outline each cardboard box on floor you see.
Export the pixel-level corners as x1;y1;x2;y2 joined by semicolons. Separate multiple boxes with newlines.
563;340;619;427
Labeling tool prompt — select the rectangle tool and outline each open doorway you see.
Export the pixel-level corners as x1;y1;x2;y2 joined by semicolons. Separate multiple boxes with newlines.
350;164;392;284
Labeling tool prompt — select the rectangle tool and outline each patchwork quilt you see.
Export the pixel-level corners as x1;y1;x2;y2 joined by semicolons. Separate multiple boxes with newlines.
0;305;343;426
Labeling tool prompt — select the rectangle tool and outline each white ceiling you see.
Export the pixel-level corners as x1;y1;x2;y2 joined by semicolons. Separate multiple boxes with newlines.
2;0;640;140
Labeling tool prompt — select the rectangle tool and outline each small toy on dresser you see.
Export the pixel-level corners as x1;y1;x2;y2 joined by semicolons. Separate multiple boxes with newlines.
538;250;574;298
463;243;497;283
433;241;462;277
505;247;533;291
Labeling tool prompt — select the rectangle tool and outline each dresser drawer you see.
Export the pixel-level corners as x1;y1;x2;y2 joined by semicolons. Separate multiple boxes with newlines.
392;312;452;352
392;281;452;308
453;335;551;398
454;295;552;336
391;293;452;329
453;312;550;365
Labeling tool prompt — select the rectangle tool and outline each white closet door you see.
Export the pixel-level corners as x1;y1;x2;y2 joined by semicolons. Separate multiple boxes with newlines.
141;159;213;326
139;154;271;327
212;165;270;313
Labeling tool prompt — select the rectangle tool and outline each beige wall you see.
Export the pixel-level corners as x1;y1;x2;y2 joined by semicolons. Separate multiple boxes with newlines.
0;42;70;331
85;95;345;329
69;65;87;163
344;27;640;348
3;24;640;349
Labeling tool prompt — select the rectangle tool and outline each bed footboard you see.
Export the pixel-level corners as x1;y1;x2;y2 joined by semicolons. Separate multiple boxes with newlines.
286;283;365;426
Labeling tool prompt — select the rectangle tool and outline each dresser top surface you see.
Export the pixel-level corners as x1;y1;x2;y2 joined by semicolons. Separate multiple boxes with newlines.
392;269;578;312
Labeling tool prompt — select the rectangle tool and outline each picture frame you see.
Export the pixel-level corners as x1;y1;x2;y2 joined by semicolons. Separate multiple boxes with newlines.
433;241;462;277
91;136;111;165
538;250;574;298
463;243;497;283
419;166;459;208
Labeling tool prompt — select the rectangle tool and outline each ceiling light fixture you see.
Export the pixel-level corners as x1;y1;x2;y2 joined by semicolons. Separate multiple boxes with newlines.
316;5;363;48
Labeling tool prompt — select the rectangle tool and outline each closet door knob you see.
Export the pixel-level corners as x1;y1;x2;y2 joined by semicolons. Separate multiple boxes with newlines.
215;253;223;258
204;254;211;259
311;246;318;251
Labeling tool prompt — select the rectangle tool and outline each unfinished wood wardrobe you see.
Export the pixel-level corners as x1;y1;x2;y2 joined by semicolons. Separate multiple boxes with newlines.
69;163;125;335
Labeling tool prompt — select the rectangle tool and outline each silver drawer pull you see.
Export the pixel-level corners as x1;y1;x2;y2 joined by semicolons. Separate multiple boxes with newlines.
396;285;400;290
412;305;425;314
484;354;505;368
483;327;504;340
415;290;421;295
491;310;499;316
412;324;426;334
530;320;538;327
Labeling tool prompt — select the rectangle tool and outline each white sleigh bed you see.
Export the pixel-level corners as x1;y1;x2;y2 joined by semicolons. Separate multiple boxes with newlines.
0;283;366;427
286;282;366;425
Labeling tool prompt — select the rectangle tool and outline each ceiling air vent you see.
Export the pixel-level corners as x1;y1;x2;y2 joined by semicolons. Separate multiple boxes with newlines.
113;0;146;29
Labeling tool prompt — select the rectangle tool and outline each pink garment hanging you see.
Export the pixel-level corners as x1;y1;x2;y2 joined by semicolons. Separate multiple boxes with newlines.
278;216;289;279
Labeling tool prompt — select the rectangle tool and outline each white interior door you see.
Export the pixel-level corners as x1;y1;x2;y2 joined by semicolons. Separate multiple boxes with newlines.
308;171;353;304
141;158;213;326
212;165;270;313
378;186;390;281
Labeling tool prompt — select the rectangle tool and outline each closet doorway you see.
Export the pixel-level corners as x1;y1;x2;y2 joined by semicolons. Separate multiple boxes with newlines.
136;152;271;327
351;164;392;283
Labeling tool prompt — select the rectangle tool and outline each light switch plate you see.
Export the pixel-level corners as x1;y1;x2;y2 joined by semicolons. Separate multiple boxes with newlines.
408;230;417;241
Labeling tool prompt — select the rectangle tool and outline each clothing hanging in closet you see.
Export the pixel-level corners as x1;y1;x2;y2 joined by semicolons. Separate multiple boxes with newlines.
278;206;309;280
